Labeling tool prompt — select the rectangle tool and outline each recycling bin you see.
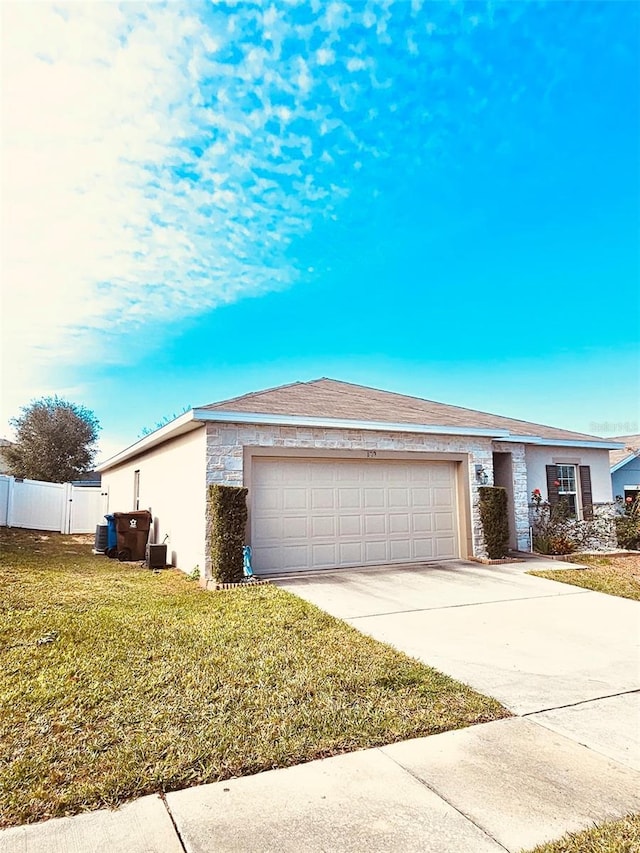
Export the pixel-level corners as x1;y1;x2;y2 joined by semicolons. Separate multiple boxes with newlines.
104;514;118;558
113;510;152;562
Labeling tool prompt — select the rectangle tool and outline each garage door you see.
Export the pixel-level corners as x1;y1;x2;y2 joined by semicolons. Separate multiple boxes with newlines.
251;458;459;574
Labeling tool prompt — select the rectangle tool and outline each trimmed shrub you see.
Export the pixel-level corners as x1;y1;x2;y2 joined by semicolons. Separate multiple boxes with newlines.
478;486;509;559
207;484;248;584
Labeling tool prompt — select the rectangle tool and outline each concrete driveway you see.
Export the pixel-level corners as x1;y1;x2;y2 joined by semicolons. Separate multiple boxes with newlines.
276;558;640;770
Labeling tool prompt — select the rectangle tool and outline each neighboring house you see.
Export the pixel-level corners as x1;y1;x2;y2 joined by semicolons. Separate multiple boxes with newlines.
0;439;13;475
609;434;640;503
71;470;102;487
97;378;620;578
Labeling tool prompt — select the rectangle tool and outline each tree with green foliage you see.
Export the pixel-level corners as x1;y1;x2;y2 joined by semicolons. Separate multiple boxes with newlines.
6;397;100;483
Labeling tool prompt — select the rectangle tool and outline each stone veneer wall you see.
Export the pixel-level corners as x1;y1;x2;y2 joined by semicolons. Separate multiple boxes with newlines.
592;503;619;550
204;422;520;573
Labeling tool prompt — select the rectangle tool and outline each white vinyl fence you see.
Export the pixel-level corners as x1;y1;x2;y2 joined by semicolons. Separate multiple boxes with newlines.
0;475;108;534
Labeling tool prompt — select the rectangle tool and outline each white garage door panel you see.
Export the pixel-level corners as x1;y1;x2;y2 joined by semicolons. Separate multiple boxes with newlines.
251;458;459;574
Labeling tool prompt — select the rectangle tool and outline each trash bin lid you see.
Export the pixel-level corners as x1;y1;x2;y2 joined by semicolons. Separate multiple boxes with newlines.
113;510;152;531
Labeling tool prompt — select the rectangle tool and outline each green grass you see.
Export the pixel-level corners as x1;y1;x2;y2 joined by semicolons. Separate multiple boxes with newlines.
523;814;640;852
529;554;640;601
0;528;508;827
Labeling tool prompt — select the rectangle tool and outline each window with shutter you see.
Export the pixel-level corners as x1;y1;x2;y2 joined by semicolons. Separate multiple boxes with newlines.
546;463;593;520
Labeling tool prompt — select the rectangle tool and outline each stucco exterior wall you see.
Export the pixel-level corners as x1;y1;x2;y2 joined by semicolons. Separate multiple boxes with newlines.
525;445;613;505
612;457;640;498
102;427;206;573
205;421;509;565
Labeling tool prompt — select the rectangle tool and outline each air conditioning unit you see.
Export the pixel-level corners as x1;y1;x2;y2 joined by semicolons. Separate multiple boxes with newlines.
146;544;167;570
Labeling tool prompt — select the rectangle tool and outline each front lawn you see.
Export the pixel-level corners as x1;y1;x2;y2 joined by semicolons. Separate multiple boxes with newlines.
529;554;640;601
524;813;640;852
0;528;508;827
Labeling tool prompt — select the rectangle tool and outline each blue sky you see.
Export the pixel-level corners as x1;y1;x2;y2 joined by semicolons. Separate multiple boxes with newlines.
2;0;638;460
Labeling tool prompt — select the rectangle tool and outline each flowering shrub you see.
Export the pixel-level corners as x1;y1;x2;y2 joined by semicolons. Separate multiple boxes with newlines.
614;495;640;550
532;500;583;554
530;496;615;555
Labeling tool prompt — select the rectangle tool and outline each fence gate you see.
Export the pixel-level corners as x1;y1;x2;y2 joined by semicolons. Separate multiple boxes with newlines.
68;485;109;534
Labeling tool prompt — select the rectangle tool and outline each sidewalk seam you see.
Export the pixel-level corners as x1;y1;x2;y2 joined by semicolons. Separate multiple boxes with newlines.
375;747;511;852
159;792;188;853
522;687;640;717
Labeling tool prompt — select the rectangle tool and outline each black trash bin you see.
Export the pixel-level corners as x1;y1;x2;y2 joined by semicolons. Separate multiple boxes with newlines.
94;524;108;554
113;511;152;561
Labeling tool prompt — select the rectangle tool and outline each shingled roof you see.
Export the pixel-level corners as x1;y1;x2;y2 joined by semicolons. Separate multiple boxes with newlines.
201;378;607;443
609;434;640;468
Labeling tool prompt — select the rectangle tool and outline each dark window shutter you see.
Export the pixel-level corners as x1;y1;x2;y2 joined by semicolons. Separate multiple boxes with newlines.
546;465;560;508
579;466;593;520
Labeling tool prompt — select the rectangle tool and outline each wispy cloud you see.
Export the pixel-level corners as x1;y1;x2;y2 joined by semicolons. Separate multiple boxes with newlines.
3;2;364;390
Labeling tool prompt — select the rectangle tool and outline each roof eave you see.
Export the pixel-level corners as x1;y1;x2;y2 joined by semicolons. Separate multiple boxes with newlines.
193;411;622;447
96;411;200;472
192;408;508;437
97;410;623;472
499;435;624;450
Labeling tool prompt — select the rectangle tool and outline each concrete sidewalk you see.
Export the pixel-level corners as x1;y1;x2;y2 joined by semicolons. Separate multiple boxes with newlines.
3;716;640;853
